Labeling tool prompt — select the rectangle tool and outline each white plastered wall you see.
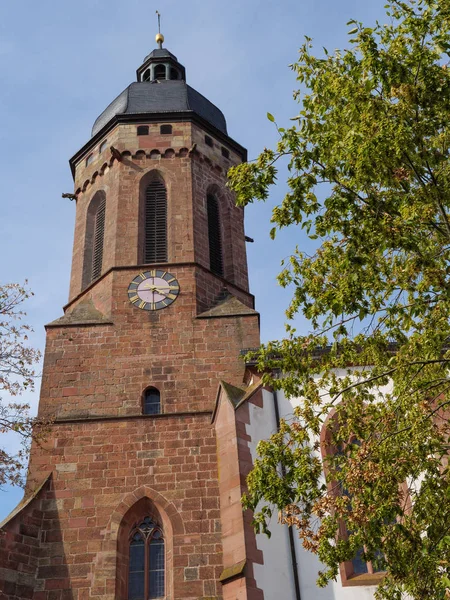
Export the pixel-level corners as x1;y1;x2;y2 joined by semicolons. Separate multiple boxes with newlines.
246;389;297;599
245;370;393;600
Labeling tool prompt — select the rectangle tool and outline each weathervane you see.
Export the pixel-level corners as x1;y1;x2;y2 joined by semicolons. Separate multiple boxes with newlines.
155;10;164;48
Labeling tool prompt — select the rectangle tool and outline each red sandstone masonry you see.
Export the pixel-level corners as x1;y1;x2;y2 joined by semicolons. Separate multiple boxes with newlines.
0;478;48;600
214;385;264;600
69;122;246;302
0;117;261;600
22;416;222;600
38;267;258;421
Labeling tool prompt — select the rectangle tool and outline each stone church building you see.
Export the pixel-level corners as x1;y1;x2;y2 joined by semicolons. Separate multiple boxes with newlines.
0;34;380;600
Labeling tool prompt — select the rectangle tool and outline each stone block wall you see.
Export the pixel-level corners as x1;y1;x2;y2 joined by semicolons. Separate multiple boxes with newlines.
0;112;261;599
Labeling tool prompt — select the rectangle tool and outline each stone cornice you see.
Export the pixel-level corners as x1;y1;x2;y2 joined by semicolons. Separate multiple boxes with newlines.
73;146;234;200
69;111;247;178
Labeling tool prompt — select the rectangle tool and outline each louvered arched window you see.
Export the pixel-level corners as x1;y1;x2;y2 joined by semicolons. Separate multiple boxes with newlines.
207;194;223;276
82;191;106;288
128;517;165;599
92;197;106;280
145;181;167;263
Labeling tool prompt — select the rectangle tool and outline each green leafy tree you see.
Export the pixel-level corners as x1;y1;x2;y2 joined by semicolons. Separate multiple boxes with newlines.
0;282;42;488
228;1;450;597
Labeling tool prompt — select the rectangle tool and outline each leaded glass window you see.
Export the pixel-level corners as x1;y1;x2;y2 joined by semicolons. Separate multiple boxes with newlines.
129;533;145;599
128;518;165;600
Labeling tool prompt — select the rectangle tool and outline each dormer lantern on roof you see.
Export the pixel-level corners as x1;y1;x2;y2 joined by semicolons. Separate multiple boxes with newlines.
136;34;186;83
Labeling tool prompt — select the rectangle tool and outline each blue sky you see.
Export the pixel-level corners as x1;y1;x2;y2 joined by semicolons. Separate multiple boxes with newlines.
0;0;388;519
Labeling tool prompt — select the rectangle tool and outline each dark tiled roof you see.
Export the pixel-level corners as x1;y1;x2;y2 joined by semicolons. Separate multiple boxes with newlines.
142;48;178;62
91;80;227;137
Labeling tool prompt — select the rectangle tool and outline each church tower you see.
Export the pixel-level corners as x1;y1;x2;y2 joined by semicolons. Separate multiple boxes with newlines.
0;32;266;600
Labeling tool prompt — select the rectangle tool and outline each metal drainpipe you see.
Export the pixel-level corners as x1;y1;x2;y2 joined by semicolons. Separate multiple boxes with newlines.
272;386;302;600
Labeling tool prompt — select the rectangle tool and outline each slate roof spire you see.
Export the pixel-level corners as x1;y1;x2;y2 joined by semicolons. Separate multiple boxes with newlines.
155;10;164;49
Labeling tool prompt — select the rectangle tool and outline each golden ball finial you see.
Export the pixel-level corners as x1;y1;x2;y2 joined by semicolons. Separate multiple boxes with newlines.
155;33;164;46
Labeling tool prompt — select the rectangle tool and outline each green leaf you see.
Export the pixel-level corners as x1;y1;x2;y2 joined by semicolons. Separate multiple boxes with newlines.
228;1;450;597
267;112;275;122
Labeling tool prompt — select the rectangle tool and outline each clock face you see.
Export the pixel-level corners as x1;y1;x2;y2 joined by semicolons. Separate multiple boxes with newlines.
128;270;180;311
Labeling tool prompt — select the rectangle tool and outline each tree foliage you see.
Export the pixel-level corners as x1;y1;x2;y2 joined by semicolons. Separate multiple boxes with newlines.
228;1;450;597
0;282;42;488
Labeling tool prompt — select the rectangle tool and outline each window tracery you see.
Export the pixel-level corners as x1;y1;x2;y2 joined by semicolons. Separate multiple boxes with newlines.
128;517;165;600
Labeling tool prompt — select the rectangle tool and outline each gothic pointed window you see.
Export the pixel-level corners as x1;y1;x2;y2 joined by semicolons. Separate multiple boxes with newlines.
145;181;167;263
128;517;165;600
143;387;161;415
207;194;223;276
82;191;106;288
321;417;386;584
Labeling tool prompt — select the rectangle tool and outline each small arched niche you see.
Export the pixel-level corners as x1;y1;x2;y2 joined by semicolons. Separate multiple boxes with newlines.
143;387;161;415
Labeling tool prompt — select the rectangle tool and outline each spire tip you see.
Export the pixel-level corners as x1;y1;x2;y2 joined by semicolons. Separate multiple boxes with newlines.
155;10;164;48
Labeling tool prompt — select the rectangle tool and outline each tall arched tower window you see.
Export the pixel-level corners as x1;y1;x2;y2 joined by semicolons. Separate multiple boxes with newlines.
82;191;106;288
207;193;223;276
128;517;165;599
145;181;167;264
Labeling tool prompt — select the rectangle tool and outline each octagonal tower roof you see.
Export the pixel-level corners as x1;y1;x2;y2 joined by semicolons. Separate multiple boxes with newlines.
91;42;227;137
